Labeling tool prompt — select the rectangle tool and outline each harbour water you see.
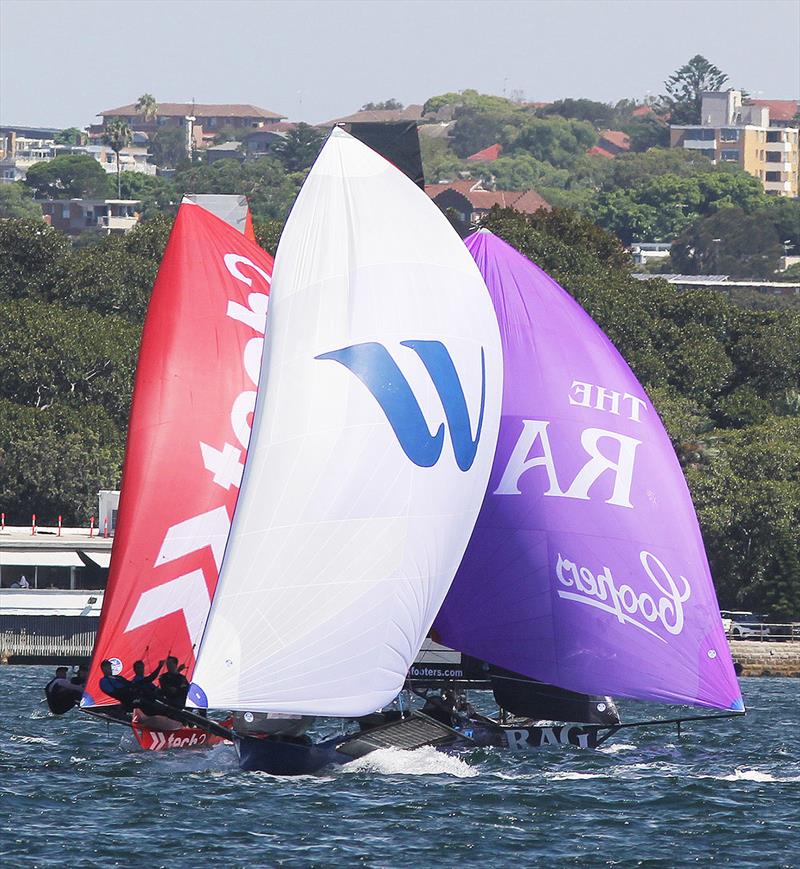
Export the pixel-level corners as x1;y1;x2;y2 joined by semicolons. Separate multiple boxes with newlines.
1;667;797;868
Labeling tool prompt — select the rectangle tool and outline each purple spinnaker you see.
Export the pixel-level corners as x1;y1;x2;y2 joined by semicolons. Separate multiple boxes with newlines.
434;230;743;712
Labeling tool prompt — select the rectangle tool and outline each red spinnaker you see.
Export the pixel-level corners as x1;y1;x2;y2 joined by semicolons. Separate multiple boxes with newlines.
83;203;273;707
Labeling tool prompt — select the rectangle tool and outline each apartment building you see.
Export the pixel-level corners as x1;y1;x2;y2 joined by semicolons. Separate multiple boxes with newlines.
670;90;798;197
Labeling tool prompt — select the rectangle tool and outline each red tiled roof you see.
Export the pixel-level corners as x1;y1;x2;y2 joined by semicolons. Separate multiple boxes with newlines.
587;145;615;159
632;105;655;117
750;99;799;121
599;130;630;151
466;143;502;162
425;179;550;213
98;103;285;120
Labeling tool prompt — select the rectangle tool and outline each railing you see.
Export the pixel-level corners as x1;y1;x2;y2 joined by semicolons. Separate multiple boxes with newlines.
0;614;97;661
725;621;800;642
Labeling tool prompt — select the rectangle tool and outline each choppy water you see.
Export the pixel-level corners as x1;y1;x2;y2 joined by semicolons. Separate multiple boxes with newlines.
1;667;798;868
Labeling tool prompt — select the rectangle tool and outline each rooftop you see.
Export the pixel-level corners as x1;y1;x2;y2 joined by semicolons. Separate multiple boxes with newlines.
320;105;424;126
426;179;550;214
98;102;286;120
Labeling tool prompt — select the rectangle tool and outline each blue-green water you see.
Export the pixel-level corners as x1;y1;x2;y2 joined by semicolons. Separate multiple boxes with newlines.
1;667;798;868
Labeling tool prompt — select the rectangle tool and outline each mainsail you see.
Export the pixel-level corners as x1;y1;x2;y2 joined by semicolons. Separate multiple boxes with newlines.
434;230;743;712
83;202;274;706
189;129;503;716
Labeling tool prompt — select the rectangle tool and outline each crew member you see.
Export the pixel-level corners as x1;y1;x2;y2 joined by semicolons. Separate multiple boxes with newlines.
44;666;83;715
99;659;135;710
158;656;190;709
70;663;89;687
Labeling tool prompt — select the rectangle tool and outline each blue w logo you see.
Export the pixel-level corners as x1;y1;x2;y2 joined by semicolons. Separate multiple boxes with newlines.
316;341;486;472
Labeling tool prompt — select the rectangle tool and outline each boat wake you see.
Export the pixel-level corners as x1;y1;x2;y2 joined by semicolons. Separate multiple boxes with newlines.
344;746;478;778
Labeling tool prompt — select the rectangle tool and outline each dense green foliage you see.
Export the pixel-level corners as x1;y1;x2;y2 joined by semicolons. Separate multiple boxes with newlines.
25;155;111;199
0;183;42;219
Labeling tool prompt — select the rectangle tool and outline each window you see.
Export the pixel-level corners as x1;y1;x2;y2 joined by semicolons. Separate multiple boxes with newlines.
720;128;739;142
720;150;739;162
685;128;715;140
765;171;782;182
766;131;782;143
765;152;782;163
37;565;71;589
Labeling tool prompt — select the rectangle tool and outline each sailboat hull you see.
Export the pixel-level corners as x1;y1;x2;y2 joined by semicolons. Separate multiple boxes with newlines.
236;735;352;775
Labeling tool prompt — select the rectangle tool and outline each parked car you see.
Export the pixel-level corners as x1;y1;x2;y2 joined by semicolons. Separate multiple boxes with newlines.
720;611;770;640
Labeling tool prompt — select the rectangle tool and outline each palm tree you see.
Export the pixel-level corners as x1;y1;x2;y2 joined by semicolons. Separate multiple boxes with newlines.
103;119;133;198
136;93;158;125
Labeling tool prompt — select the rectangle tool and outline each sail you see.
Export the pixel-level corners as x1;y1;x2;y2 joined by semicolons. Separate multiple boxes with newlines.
189;129;503;716
434;230;743;712
82;202;274;707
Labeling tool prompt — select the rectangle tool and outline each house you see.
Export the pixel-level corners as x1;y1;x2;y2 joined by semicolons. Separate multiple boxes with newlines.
426;179;550;232
241;129;288;159
670;91;799;197
93;102;287;151
41;199;142;236
205;141;245;164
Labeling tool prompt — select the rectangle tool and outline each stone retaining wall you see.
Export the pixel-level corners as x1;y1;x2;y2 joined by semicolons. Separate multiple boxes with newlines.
729;640;800;677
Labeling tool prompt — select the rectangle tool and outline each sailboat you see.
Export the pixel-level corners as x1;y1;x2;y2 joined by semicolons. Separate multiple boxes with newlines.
185;127;505;772
80;196;274;750
434;229;743;718
183;132;742;775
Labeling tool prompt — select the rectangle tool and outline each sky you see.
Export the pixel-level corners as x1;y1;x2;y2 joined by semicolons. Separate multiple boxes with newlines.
1;0;798;128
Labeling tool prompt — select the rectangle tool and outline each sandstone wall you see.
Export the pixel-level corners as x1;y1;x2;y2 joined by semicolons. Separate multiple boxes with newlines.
729;640;800;677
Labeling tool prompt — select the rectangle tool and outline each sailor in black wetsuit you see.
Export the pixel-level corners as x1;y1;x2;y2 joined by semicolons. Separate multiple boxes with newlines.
158;656;190;709
99;659;135;710
44;666;83;715
70;663;89;687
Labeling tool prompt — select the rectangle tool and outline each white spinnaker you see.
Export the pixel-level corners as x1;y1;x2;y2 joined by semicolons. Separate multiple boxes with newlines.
190;129;502;715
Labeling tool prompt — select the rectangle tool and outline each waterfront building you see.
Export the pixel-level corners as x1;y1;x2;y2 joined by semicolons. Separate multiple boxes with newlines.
670;90;799;197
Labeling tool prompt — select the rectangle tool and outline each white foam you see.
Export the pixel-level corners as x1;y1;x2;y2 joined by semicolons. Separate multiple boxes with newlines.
598;742;636;754
547;770;609;780
10;734;53;745
344;746;478;778
718;768;776;782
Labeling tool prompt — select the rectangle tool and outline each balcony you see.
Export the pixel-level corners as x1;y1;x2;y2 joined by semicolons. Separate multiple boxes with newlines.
764;179;793;193
763;161;792;172
97;215;139;233
682;139;718;149
765;141;793;152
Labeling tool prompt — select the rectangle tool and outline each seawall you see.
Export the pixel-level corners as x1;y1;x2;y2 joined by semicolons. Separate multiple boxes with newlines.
730;641;800;677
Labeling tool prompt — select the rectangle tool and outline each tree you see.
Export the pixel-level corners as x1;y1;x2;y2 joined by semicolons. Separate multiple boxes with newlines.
135;93;158;124
54;127;87;146
0;183;42;219
0;219;71;301
661;55;729;124
103;119;133;197
272;123;326;173
117;172;177;220
24;155;110;200
671;208;782;278
360;99;404;111
150;128;188;168
540;98;616;127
